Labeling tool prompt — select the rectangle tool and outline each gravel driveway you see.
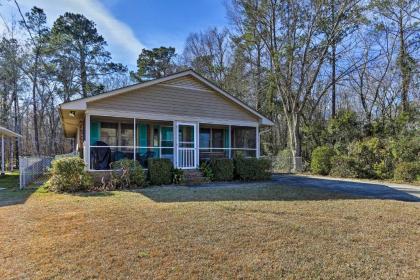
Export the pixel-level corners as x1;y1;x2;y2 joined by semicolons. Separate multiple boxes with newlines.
273;174;420;202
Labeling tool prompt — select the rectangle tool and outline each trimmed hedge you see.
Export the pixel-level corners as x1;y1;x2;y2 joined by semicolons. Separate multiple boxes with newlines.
234;157;272;181
209;158;234;181
148;158;173;185
47;157;92;192
111;159;146;188
394;162;420;182
311;146;335;175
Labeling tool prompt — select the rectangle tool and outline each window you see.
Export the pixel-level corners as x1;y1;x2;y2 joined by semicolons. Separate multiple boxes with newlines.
199;128;210;148
153;127;159;147
120;123;134;146
212;129;224;148
161;126;173;158
100;123;117;146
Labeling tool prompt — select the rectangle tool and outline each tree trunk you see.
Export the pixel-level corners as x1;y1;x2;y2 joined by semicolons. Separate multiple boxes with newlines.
32;49;40;155
398;8;409;112
13;67;19;168
80;51;88;98
286;111;302;172
331;0;337;118
255;45;262;110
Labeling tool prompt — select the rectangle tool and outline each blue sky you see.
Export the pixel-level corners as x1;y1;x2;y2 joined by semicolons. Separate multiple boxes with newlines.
0;0;229;70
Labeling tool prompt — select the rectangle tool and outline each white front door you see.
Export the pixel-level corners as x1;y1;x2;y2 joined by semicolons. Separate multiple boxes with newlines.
176;122;197;169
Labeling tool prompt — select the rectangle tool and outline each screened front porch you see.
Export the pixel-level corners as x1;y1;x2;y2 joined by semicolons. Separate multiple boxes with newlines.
86;115;258;170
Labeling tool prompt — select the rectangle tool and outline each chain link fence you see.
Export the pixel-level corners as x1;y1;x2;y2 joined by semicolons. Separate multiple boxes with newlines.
263;156;304;173
19;156;53;189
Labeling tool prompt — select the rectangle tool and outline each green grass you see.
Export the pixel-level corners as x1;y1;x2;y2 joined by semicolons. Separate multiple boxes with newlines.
0;171;48;206
0;171;19;188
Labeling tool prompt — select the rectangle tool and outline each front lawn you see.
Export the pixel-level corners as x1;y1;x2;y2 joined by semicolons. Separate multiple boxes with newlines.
0;182;419;279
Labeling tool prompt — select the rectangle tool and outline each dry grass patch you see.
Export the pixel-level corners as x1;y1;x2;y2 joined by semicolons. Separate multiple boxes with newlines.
0;183;419;279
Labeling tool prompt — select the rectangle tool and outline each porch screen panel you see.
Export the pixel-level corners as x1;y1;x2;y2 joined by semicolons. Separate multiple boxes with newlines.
161;126;173;161
120;123;134;146
232;127;256;157
100;122;118;146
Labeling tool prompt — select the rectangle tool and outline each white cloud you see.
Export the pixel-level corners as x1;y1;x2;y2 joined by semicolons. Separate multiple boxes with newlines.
0;0;145;69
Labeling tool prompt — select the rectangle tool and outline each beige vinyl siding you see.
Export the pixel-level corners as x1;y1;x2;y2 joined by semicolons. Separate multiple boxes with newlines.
88;82;258;123
162;76;211;91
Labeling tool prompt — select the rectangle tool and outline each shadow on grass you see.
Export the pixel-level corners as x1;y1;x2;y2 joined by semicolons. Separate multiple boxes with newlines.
0;173;40;207
134;175;420;203
134;181;364;203
272;174;420;202
73;191;115;197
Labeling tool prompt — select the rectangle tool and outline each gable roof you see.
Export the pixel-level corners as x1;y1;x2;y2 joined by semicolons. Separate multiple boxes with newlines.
60;69;274;126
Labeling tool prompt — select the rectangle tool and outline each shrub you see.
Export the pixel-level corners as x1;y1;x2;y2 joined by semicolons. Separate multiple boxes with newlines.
272;149;293;173
310;146;335;175
47;157;92;192
234;157;272;181
390;136;420;163
329;155;358;178
209;158;234;181
394;162;420;182
200;161;214;180
148;158;173;185
348;137;393;179
110;159;146;189
172;168;185;184
373;156;395;180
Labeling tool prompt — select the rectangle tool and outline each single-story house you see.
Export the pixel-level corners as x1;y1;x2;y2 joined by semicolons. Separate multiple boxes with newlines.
59;69;274;170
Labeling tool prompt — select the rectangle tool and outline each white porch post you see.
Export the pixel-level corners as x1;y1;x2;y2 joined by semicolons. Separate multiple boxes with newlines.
85;113;91;170
256;125;260;158
173;121;177;168
133;118;136;161
1;135;4;175
196;122;200;168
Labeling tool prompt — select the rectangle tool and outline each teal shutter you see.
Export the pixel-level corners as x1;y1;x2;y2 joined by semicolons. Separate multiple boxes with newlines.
138;123;148;155
224;128;230;158
224;128;230;148
90;122;100;145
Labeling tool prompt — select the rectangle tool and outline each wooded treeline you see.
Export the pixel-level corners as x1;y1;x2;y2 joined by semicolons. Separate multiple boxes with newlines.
0;1;418;173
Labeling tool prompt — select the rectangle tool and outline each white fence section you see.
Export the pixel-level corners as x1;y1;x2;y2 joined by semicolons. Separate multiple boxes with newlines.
263;156;304;173
19;156;53;189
